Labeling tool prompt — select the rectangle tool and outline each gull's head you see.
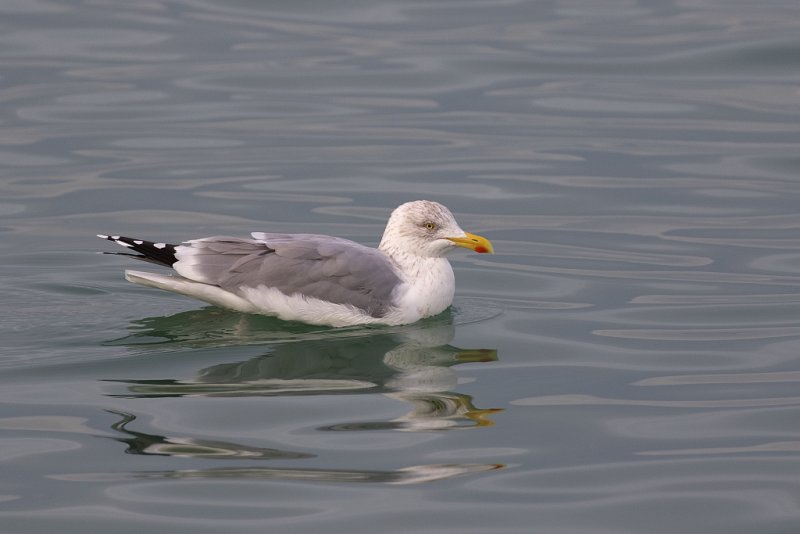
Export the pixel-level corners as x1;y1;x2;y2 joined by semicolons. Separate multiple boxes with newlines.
379;200;494;258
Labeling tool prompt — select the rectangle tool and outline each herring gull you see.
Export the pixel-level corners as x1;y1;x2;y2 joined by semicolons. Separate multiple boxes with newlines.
98;200;493;327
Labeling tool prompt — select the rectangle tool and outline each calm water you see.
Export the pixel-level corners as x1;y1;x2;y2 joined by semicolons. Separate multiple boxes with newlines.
2;0;800;532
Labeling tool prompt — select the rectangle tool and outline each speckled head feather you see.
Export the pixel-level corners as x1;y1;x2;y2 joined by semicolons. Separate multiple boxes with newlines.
378;200;467;258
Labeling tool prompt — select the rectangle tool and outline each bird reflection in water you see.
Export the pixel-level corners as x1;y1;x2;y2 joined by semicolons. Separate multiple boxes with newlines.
97;309;504;484
109;409;313;460
110;308;501;431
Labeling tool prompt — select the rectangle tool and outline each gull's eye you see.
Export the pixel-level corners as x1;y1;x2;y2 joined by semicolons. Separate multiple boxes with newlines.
424;222;437;231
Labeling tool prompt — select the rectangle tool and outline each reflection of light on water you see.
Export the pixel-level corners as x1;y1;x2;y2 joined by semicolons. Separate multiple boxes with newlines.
51;462;505;485
152;463;505;485
109;410;312;460
124;378;377;397
83;409;506;486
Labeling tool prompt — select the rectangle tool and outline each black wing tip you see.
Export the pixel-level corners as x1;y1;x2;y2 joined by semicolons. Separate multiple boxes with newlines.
98;234;178;267
97;234;133;248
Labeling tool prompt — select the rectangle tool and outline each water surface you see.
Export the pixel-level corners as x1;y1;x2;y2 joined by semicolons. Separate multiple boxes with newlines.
2;0;800;532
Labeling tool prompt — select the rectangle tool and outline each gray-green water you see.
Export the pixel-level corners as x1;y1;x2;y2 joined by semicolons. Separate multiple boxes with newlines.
2;1;800;532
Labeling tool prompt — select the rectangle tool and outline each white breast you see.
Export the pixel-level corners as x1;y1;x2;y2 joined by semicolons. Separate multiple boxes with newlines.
385;257;455;324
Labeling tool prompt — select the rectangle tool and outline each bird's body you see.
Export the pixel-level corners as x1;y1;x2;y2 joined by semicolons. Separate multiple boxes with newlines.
99;200;493;327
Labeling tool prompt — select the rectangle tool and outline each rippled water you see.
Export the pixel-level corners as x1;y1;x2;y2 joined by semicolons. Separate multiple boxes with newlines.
2;0;800;532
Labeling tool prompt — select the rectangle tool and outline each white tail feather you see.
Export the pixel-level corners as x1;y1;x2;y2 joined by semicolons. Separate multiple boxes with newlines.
124;270;257;312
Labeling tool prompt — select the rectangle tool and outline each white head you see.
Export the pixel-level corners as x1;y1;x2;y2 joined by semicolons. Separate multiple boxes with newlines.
379;200;493;258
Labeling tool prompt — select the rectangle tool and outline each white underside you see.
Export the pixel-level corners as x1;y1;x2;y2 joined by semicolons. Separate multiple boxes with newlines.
125;270;258;313
124;268;454;327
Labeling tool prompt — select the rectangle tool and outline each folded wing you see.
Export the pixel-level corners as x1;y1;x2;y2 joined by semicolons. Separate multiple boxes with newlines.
172;233;403;317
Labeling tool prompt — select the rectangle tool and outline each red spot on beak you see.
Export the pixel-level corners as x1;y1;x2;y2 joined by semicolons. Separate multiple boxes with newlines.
474;246;489;254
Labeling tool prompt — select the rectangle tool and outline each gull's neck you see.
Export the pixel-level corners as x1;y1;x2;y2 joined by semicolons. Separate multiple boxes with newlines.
379;236;455;320
380;243;447;279
378;230;444;279
375;202;461;321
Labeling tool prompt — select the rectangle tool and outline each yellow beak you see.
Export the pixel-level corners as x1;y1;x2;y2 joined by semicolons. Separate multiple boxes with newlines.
446;232;494;254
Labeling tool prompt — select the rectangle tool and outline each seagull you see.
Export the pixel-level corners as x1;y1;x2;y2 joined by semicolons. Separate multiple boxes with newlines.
98;200;493;327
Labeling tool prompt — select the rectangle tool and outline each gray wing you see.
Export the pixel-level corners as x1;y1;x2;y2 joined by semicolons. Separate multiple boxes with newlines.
172;233;403;317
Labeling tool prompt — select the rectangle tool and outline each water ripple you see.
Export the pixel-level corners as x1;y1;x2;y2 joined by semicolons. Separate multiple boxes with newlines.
2;0;800;532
